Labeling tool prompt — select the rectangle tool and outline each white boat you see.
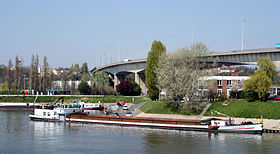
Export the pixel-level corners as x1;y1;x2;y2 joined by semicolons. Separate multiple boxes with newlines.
73;99;104;110
29;104;82;121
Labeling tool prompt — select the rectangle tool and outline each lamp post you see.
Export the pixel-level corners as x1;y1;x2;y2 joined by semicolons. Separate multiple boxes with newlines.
241;19;246;51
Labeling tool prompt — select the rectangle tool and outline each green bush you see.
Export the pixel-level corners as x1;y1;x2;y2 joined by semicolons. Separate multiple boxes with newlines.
245;90;258;102
217;95;227;101
77;80;91;95
230;91;245;99
128;80;141;96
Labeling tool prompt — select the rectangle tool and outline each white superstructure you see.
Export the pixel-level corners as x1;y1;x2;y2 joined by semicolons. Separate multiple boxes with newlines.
29;104;81;121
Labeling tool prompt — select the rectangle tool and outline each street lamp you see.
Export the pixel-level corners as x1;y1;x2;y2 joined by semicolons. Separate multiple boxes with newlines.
241;19;246;51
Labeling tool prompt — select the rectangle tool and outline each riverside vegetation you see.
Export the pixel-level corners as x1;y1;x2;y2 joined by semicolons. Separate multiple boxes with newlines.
0;95;146;104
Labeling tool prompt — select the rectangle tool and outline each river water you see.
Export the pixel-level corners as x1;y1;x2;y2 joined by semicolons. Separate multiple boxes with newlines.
1;111;280;154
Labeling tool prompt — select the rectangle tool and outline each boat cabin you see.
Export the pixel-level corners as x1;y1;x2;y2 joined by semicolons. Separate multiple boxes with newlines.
31;104;81;121
211;119;235;126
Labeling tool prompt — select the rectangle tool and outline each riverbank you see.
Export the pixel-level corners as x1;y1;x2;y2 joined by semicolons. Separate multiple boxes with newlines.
0;95;146;104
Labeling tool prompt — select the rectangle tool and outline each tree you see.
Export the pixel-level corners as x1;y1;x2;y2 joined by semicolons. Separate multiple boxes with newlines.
29;54;40;91
34;55;40;91
0;82;16;92
81;62;88;74
0;65;7;83
129;80;141;96
6;59;13;94
244;57;276;101
42;56;49;91
257;57;276;79
29;55;35;91
156;42;212;108
18;57;23;91
91;71;109;87
116;80;134;96
61;72;68;90
78;80;91;95
145;40;166;100
14;56;20;91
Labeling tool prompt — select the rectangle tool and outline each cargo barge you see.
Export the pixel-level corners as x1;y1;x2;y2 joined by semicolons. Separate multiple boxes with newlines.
66;113;263;134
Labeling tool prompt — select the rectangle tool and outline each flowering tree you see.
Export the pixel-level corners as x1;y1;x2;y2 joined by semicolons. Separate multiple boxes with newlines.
156;42;213;108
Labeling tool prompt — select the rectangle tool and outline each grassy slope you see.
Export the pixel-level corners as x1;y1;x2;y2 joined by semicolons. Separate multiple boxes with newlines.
0;96;146;104
141;100;280;119
204;100;280;119
140;101;201;115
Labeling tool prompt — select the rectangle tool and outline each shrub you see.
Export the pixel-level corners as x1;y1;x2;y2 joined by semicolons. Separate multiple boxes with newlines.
91;86;104;95
103;86;116;95
116;80;134;96
128;80;141;96
245;90;258;102
230;90;245;99
217;95;227;101
77;80;91;95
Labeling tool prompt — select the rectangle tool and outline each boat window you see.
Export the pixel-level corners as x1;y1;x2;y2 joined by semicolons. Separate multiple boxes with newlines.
54;112;56;115
43;112;46;116
48;112;50;116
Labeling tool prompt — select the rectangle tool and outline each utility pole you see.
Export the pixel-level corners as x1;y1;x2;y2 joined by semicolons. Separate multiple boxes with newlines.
96;56;98;67
102;54;104;66
118;45;121;62
241;19;246;51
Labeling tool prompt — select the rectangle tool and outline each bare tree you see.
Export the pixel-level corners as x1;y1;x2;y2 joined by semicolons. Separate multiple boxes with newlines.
34;55;40;91
42;56;49;91
18;58;24;91
49;71;54;89
6;59;13;94
61;72;68;90
71;81;76;94
14;56;20;91
29;55;34;91
156;42;213;109
29;54;40;92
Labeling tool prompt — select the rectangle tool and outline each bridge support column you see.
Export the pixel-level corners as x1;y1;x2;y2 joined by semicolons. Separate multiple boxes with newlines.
113;74;120;89
133;71;147;95
134;72;140;85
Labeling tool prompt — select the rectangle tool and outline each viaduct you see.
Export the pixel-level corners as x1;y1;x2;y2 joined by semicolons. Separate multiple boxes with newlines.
91;48;280;94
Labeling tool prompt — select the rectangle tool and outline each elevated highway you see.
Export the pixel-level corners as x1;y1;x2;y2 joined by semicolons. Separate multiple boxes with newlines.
91;48;280;94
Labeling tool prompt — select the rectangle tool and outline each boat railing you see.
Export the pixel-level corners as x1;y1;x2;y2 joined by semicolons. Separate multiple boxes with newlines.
59;104;81;109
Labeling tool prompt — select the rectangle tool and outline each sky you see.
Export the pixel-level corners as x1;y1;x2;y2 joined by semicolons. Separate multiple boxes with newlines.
0;0;279;69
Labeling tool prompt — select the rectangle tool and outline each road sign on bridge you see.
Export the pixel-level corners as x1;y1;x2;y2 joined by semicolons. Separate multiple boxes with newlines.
276;43;280;49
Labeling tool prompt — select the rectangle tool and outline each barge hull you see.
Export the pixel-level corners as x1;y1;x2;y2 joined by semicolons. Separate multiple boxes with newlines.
66;114;263;134
67;118;209;131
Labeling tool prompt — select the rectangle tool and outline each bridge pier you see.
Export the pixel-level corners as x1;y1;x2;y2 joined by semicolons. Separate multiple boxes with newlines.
112;71;147;95
113;74;120;89
137;71;147;95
